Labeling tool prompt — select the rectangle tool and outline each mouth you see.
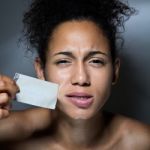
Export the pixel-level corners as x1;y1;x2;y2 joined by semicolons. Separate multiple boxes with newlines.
66;92;93;108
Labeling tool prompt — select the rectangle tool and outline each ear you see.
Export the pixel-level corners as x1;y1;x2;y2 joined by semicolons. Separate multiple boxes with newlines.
34;57;45;80
112;58;120;85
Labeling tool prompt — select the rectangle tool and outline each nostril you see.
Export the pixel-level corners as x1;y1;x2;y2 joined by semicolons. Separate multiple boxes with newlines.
72;81;90;86
82;82;90;86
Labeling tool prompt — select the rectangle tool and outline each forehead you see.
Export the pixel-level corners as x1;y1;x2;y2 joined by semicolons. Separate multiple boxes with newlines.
47;20;110;55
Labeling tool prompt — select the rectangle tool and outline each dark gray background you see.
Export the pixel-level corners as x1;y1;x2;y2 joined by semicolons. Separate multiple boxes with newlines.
0;0;150;123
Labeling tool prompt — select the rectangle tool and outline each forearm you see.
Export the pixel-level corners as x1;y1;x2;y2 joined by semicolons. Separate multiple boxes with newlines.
0;111;32;142
0;108;52;142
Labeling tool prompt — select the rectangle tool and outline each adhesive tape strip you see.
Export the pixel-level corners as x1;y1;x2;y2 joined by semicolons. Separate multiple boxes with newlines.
14;73;59;109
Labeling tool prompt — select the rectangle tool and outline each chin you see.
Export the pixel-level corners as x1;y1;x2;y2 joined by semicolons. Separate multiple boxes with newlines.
57;101;102;120
66;109;99;120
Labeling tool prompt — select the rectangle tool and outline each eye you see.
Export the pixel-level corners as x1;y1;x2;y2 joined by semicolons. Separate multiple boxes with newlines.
91;59;104;64
54;59;72;67
89;58;105;67
56;60;69;64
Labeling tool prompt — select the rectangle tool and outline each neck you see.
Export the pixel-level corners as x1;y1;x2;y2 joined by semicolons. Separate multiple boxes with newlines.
54;110;105;148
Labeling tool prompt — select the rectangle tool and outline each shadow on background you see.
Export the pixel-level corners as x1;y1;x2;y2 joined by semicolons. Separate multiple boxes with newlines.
104;52;150;124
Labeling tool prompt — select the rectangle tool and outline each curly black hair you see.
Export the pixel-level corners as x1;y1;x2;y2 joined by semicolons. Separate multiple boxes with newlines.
23;0;136;66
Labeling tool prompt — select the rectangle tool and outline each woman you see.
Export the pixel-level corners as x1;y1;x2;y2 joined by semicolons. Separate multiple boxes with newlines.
0;0;150;149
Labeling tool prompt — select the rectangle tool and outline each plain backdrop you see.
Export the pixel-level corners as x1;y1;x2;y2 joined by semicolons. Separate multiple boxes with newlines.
0;0;150;123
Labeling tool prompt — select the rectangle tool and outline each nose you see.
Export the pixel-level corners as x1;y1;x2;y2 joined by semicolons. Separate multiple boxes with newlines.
71;62;90;86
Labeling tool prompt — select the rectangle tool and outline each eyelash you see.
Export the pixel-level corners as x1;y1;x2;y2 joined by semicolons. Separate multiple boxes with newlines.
89;58;105;66
90;59;104;64
54;58;105;67
55;60;71;65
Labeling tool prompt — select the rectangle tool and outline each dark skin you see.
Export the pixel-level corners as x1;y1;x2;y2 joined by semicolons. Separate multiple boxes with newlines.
0;20;150;150
1;110;150;150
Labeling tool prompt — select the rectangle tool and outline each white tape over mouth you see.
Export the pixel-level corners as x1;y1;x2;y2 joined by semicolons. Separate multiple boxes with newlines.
14;73;59;109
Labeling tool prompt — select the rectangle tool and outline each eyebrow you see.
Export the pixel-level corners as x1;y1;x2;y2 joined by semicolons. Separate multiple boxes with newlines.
53;50;109;59
53;51;75;59
85;51;109;58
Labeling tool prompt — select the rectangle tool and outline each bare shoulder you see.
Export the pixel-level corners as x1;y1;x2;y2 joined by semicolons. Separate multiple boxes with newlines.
113;114;150;149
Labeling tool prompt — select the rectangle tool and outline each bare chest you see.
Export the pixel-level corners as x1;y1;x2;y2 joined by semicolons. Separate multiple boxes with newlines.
6;137;137;150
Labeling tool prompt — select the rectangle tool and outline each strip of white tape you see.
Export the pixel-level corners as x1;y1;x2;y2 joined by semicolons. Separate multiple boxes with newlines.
14;73;59;109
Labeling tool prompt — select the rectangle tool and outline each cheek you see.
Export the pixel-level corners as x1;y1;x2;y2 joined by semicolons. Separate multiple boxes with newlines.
95;71;112;87
44;68;72;101
44;66;71;84
92;67;113;96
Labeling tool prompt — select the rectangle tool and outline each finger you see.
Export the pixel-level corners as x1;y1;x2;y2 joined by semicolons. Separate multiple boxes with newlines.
0;109;9;119
0;75;20;90
0;93;9;104
0;93;11;111
3;103;12;110
0;76;19;99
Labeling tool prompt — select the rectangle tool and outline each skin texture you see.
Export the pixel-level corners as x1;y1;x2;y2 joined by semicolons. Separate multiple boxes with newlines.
0;20;150;150
38;20;117;120
0;75;19;118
